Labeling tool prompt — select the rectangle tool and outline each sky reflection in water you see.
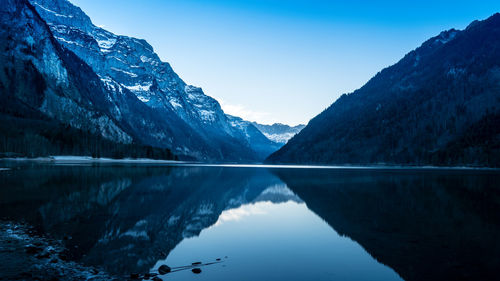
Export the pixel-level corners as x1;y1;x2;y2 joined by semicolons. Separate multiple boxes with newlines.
159;200;402;281
0;163;499;281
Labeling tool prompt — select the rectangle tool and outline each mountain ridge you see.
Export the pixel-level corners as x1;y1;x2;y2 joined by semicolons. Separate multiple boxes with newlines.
1;0;281;162
30;0;264;162
252;122;306;144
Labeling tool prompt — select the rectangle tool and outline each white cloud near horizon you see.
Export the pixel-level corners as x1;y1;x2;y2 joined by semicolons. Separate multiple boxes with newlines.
218;99;277;125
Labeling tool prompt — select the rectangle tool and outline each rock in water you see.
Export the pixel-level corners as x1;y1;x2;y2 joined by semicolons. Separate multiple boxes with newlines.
191;268;202;274
158;265;171;275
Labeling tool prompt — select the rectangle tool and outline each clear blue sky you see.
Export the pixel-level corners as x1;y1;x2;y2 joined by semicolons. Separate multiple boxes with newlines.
71;0;500;125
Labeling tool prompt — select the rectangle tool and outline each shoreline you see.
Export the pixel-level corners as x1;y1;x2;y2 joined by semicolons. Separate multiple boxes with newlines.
0;156;498;170
0;156;186;164
0;221;113;281
181;163;500;171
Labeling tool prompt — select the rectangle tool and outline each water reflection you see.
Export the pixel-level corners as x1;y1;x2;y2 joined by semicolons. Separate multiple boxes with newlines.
0;163;499;280
0;164;283;275
158;200;402;281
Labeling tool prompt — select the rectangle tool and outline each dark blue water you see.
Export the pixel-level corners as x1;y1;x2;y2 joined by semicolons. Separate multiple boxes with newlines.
1;162;499;280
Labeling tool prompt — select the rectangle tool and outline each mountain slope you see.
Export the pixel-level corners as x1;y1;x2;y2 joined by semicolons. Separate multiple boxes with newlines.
227;115;281;159
0;0;174;159
267;14;500;167
28;0;276;162
0;0;129;143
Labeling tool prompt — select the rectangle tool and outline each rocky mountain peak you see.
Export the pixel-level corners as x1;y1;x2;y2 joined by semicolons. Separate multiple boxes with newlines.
17;0;281;161
31;0;93;32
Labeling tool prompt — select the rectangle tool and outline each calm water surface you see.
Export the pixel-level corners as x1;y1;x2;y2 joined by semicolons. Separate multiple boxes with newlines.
1;162;499;280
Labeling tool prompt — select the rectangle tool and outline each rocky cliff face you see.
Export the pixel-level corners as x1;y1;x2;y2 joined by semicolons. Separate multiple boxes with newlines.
0;0;131;144
27;0;277;161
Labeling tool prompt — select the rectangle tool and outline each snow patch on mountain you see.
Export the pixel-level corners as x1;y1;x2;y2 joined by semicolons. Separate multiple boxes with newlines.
263;132;297;144
95;37;117;51
110;67;138;78
53;36;83;47
33;2;73;18
123;82;152;93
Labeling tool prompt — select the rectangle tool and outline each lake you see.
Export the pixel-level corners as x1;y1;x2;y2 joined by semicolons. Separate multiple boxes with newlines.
0;162;499;280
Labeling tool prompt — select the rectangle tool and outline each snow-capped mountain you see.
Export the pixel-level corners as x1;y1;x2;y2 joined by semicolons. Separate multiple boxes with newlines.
25;0;278;161
227;115;281;159
252;122;306;144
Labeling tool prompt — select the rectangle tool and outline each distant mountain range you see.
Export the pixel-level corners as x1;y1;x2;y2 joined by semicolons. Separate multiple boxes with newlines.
268;13;500;167
252;123;305;144
0;0;283;162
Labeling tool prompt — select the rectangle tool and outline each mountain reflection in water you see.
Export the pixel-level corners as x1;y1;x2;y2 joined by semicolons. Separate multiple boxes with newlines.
274;168;500;281
0;163;499;280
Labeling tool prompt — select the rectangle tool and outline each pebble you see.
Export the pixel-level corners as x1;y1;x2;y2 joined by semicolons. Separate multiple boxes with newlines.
158;265;171;275
58;253;70;261
191;268;202;274
25;245;42;254
35;252;50;259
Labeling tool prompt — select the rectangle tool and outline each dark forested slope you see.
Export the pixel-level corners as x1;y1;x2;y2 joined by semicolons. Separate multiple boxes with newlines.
267;14;500;167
